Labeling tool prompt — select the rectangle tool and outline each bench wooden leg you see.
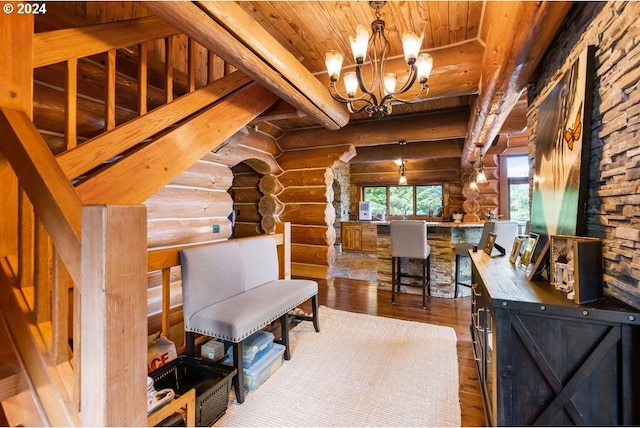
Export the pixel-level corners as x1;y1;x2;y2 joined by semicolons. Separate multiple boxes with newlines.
185;331;196;357
280;313;291;360
232;341;245;404
311;295;320;332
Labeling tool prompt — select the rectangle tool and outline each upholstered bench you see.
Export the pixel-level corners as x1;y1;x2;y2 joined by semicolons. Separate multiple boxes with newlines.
179;235;319;404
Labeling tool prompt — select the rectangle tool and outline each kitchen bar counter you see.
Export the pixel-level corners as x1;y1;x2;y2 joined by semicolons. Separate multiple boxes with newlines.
376;222;484;298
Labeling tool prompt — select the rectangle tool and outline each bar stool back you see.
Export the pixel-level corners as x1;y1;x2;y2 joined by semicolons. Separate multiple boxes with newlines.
390;220;431;307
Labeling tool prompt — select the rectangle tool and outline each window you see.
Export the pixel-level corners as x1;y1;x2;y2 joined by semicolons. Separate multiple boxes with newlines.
506;155;529;222
416;185;444;215
363;184;443;217
363;187;387;214
389;186;414;216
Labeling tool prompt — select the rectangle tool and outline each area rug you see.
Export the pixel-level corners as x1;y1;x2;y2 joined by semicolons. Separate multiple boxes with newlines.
214;306;461;427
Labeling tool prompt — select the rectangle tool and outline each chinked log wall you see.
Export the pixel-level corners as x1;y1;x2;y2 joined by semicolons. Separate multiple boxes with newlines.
527;2;640;309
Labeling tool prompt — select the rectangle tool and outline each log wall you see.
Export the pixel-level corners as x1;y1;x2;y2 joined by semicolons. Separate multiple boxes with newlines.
144;126;285;341
526;2;640;308
276;145;356;278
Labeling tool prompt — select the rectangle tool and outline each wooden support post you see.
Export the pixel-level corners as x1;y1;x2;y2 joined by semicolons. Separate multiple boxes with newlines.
276;222;291;280
0;11;33;262
80;205;147;427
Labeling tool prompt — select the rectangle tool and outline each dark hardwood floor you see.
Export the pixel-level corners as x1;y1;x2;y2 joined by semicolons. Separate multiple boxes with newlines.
297;272;486;427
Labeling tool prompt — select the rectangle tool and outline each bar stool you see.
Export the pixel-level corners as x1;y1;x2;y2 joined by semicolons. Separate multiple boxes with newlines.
390;220;431;308
454;220;519;297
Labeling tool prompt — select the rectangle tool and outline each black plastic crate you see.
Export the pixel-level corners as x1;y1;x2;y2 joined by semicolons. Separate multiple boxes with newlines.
149;355;236;426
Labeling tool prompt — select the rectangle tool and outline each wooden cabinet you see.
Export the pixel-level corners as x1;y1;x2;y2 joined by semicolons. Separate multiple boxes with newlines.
341;222;377;252
470;251;640;426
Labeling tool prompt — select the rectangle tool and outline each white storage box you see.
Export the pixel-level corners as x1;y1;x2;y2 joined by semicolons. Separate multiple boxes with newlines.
224;330;275;368
201;339;225;362
243;342;285;391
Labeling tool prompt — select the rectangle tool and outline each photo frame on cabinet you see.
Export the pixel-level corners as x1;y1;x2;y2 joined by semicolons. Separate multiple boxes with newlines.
518;233;540;273
529;45;595;280
510;236;526;264
550;234;603;303
484;232;497;255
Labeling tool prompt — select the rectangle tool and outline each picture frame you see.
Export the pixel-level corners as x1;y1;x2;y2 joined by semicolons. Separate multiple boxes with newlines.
529;45;595;279
518;232;540;273
509;237;525;264
549;235;573;288
549;234;603;303
484;232;497;255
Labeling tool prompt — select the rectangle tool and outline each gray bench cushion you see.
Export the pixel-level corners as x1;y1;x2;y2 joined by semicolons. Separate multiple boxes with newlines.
188;279;318;342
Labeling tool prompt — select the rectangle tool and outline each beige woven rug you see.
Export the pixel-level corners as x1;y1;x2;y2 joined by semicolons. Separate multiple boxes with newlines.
214;306;461;427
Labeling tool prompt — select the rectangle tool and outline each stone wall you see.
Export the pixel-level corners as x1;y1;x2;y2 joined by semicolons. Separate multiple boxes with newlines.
527;1;640;308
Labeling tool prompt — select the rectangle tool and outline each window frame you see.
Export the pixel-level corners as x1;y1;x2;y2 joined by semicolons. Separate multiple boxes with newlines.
362;183;445;219
499;149;530;222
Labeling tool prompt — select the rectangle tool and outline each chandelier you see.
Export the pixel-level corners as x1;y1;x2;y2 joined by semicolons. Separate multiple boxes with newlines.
325;1;434;119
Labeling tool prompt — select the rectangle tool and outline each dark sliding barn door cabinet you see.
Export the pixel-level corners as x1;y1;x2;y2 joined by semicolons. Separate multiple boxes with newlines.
470;252;640;426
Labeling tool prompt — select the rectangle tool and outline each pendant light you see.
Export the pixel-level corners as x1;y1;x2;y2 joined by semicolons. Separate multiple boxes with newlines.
398;141;407;185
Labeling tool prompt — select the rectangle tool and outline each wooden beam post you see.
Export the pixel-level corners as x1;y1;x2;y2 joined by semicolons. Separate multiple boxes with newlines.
80;205;147;427
276;222;291;280
0;10;33;260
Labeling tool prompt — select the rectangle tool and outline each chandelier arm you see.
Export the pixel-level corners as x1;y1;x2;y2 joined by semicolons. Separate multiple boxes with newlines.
350;100;375;115
392;65;419;96
328;81;375;106
380;66;419;107
384;83;430;104
355;63;379;104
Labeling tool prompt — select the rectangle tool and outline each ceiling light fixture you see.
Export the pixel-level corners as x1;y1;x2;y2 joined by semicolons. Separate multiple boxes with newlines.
325;1;433;119
476;156;488;184
398;141;407;185
469;160;479;191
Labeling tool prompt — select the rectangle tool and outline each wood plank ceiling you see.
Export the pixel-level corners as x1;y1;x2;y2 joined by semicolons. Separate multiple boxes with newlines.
209;1;571;165
32;1;572;167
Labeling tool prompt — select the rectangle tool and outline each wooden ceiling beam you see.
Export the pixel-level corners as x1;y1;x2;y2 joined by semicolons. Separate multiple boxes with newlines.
142;1;348;130
351;140;464;164
350;170;461;185
350;158;461;172
278;108;469;150
461;1;572;168
256;100;305;122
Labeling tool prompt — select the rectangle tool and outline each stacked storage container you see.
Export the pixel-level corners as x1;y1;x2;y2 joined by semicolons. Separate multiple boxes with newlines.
223;330;285;391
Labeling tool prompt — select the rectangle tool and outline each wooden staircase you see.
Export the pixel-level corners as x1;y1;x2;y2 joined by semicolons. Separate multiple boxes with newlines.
0;7;278;426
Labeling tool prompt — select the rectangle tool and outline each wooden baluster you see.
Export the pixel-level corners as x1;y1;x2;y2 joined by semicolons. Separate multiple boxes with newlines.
65;58;78;150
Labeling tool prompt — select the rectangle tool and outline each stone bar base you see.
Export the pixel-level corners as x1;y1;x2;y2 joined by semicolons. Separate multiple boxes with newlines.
376;222;483;298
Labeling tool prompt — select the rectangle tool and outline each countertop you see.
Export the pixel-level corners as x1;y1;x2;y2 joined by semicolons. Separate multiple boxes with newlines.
342;220;484;228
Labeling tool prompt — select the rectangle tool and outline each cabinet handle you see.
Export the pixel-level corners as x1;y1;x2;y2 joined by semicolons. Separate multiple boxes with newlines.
471;340;481;363
471;311;479;331
471;283;481;297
